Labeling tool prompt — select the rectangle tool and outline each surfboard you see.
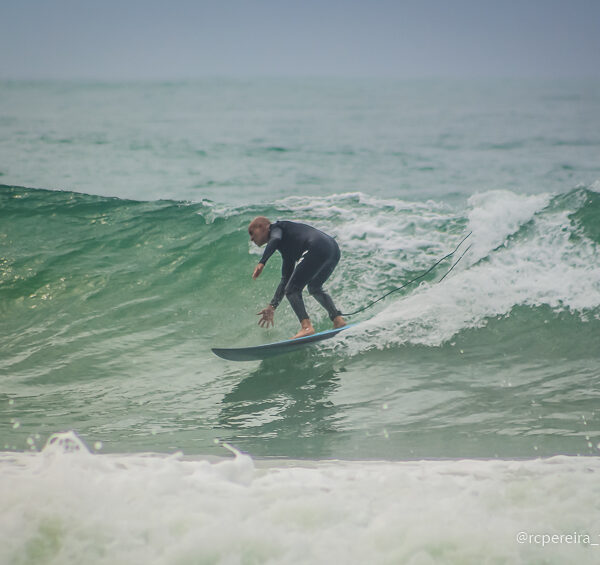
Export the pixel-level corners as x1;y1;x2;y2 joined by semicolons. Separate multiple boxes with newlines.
212;324;356;361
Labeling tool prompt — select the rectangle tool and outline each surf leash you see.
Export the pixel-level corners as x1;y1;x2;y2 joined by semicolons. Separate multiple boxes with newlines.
341;231;472;317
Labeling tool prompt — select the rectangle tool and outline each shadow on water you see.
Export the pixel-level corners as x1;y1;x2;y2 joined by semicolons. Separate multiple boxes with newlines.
217;348;347;456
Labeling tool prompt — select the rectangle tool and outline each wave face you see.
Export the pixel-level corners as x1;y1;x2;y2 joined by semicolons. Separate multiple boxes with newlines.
2;183;599;459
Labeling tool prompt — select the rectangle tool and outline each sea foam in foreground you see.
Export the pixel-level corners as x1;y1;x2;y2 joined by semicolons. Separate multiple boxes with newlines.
1;431;600;564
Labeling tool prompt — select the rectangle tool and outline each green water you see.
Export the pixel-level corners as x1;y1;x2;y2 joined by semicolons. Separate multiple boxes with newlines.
2;182;599;458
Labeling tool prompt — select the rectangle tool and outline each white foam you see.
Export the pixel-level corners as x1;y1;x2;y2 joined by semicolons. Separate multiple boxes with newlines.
338;188;600;349
466;190;549;261
1;432;599;564
277;192;455;258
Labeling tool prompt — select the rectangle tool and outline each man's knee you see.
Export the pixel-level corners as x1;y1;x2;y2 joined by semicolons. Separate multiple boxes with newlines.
307;283;322;296
285;284;302;297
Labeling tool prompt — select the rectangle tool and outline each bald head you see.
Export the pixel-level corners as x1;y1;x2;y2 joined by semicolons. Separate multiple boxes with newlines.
249;216;270;231
248;216;271;247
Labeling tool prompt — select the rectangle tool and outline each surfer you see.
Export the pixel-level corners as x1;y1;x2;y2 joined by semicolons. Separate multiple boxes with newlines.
248;217;346;339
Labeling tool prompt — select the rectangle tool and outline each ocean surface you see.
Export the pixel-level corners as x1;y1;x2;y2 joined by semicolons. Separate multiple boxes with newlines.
1;78;600;563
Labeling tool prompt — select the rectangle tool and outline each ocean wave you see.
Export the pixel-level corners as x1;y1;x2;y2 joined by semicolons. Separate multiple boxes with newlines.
336;186;600;352
2;183;598;356
2;183;599;459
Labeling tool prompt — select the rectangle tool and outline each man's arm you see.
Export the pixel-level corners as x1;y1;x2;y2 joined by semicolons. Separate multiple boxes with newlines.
259;225;283;265
256;258;293;328
269;257;294;309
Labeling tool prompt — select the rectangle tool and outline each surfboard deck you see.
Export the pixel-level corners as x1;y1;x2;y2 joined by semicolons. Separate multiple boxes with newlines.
212;324;356;361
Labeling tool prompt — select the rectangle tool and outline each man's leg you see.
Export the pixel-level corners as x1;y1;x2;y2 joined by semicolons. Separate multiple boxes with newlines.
285;289;309;324
307;245;345;327
283;251;319;337
308;285;342;320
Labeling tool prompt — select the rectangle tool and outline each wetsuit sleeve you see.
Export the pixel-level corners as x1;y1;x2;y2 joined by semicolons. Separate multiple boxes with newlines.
270;257;294;309
259;225;283;265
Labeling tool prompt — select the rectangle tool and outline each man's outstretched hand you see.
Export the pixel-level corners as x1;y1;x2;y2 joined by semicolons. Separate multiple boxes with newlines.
257;305;275;328
252;263;265;279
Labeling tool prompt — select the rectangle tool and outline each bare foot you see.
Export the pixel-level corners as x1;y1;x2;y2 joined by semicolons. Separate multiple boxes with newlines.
292;327;316;339
333;315;346;329
292;319;315;339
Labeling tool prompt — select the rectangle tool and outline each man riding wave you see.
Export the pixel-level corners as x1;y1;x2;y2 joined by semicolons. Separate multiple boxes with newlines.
248;216;346;339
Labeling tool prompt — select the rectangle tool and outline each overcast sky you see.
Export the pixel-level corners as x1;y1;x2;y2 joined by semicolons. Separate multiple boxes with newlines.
1;0;599;79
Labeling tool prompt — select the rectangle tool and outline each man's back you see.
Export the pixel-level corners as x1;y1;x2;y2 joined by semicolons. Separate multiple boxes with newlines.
269;220;334;263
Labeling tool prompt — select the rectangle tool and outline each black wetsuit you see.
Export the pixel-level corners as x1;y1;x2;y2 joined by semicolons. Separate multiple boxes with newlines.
259;220;342;322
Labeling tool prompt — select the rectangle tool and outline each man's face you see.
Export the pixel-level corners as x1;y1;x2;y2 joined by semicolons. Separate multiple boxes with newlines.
249;224;269;246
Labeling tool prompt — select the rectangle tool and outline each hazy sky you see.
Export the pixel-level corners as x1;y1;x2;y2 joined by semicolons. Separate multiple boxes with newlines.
1;0;599;79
